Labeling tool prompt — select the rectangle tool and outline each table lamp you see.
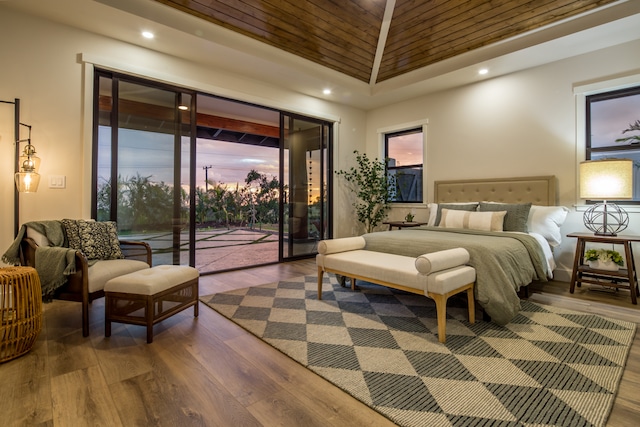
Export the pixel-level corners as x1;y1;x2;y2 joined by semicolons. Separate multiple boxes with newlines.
580;158;633;236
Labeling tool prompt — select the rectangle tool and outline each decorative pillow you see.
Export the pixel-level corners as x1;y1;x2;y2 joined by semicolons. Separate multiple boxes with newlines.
61;218;82;250
439;208;507;232
527;205;569;247
433;203;479;226
76;220;124;260
478;202;532;233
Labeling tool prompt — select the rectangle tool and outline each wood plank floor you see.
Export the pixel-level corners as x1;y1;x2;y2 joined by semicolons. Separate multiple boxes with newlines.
1;259;638;426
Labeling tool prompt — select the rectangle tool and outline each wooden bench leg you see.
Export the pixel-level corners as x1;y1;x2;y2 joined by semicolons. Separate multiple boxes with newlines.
105;295;112;337
431;294;448;343
466;285;475;324
429;283;475;344
317;266;324;300
146;295;154;344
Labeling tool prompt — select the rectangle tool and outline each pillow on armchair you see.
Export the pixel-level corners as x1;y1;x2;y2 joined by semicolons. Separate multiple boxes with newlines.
62;219;124;260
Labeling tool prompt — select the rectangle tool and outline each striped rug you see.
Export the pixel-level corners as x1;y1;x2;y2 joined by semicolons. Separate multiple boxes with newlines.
201;274;636;427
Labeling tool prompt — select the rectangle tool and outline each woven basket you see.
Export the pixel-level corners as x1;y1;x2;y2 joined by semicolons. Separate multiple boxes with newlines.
1;267;43;363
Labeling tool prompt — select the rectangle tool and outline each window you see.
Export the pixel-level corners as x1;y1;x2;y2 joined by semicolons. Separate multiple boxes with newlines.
586;85;640;202
385;127;424;203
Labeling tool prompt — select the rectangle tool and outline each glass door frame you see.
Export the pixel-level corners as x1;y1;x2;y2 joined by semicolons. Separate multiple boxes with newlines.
279;112;333;261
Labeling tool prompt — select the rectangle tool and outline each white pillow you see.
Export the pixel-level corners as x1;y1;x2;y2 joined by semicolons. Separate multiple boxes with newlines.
427;202;479;226
439;208;507;232
526;205;569;247
427;203;438;226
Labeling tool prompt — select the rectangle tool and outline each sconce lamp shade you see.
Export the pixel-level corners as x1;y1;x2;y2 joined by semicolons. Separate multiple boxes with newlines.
14;140;41;193
15;172;40;193
19;149;40;173
579;159;633;200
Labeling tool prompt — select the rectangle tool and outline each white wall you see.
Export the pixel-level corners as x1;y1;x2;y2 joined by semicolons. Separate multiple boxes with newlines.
0;7;366;257
365;38;640;281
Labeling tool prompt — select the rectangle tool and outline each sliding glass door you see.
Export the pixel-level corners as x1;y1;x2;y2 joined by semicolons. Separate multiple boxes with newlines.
94;73;193;265
94;71;332;271
281;114;330;259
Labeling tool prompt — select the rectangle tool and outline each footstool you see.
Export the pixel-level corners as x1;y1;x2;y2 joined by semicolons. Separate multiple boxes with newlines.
104;265;199;343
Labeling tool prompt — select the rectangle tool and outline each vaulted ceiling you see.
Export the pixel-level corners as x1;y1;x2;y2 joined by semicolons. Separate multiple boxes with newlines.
154;0;619;84
4;0;640;109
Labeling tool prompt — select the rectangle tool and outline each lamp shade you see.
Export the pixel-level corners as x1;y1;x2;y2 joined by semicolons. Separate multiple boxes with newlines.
579;159;633;200
15;172;40;193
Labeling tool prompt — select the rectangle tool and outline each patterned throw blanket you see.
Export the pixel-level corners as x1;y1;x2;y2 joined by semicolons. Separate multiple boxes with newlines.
362;226;549;325
2;220;77;299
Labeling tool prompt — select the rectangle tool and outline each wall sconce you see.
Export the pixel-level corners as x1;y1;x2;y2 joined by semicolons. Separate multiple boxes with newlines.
580;158;633;236
2;98;41;236
15;123;41;193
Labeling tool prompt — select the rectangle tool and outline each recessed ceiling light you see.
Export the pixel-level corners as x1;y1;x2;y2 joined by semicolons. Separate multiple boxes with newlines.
478;68;489;75
142;31;155;39
323;88;332;95
178;105;188;111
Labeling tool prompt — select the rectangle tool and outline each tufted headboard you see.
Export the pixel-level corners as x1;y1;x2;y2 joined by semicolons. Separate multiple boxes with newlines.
434;176;557;206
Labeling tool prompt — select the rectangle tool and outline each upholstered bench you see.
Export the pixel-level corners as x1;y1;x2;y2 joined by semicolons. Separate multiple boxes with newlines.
104;265;199;343
316;237;476;343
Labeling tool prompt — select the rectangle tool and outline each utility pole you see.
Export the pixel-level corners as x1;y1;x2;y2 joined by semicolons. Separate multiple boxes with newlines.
203;165;212;191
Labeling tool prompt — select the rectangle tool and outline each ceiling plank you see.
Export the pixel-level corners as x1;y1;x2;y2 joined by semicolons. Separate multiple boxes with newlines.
152;0;621;84
378;0;618;81
154;0;387;82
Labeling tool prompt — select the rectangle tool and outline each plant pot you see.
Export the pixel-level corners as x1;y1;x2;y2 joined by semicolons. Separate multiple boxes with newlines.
587;260;619;271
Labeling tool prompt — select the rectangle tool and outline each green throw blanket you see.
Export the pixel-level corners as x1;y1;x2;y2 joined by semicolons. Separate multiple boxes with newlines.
362;226;549;325
2;220;76;299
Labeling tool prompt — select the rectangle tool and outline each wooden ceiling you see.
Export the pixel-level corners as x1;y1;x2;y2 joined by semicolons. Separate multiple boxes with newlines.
154;0;618;84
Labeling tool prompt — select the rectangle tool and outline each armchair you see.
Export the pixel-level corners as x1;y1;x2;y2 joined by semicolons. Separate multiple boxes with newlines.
18;221;152;337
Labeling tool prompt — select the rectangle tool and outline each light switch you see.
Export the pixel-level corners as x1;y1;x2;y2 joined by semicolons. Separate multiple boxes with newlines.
49;175;66;189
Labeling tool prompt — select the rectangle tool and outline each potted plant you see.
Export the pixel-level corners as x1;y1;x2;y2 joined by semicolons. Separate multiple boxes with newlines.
336;150;396;233
584;248;624;271
405;213;415;222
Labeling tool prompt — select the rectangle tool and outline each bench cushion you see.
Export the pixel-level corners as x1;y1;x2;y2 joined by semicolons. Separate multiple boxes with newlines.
317;248;475;295
88;259;150;293
415;248;470;274
426;265;476;295
104;265;199;295
318;236;366;254
318;250;428;291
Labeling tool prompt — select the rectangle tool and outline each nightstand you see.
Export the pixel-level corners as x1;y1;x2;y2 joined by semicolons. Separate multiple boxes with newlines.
567;232;640;304
383;221;428;230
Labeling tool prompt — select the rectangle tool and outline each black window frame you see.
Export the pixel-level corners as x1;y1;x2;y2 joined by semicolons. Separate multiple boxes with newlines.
586;84;640;205
384;127;424;204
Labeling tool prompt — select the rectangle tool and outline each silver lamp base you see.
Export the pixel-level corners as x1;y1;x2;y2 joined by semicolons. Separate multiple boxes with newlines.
583;202;629;236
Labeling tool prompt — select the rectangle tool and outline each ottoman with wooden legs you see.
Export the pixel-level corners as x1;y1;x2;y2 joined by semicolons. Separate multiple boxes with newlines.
104;265;199;343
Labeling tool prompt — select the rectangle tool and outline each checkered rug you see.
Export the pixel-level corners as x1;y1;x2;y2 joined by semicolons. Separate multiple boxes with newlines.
200;274;636;427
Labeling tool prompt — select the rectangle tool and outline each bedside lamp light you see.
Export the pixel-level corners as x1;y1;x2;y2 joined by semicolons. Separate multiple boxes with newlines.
580;159;633;236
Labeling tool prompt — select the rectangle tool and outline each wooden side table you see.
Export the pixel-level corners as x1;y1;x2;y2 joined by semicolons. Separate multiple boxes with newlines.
567;232;640;304
383;221;428;230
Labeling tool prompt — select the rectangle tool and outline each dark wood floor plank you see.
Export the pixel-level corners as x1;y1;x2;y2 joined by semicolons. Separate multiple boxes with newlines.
0;335;52;426
154;342;263;427
50;366;122;427
186;327;284;406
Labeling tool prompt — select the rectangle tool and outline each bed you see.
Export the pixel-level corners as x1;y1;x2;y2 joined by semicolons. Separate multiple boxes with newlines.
361;176;569;325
